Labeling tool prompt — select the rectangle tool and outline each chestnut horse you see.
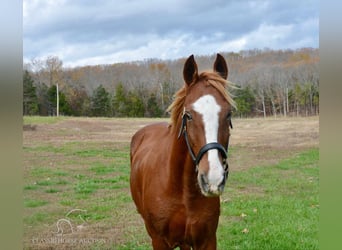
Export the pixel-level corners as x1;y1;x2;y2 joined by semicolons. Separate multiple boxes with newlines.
130;54;235;249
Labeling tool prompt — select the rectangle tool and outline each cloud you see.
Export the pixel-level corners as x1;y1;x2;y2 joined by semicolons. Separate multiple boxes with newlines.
23;0;319;67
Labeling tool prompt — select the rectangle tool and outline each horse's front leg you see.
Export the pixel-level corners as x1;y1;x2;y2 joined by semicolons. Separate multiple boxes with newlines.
151;236;173;250
179;245;191;250
193;235;217;250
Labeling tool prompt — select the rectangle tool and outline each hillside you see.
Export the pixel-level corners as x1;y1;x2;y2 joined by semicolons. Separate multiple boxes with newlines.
23;48;319;118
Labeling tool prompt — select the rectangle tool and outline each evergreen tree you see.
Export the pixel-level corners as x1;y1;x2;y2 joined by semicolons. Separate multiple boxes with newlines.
59;91;72;115
91;85;111;117
47;85;72;116
234;86;256;118
126;91;145;117
23;70;38;115
36;82;49;116
47;85;57;115
112;83;127;117
147;93;163;117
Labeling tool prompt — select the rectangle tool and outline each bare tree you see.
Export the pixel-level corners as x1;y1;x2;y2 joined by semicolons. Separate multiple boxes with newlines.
45;56;63;116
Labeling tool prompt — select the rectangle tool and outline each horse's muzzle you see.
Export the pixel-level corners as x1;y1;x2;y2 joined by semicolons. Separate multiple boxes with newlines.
198;173;226;197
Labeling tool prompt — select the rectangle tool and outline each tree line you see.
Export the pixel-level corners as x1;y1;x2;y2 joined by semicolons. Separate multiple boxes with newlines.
23;48;319;118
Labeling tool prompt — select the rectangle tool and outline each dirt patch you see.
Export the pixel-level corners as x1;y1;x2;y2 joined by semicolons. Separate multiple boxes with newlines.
24;116;318;145
23;116;318;172
23;124;37;131
231;117;318;148
23;118;157;148
229;117;318;171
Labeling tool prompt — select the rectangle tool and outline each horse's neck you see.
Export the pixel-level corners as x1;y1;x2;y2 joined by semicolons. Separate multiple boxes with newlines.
168;132;220;216
168;134;201;198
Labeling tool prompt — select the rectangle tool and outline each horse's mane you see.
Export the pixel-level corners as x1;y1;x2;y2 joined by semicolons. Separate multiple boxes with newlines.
167;71;236;133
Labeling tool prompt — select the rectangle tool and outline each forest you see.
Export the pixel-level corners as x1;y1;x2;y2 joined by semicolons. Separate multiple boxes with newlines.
23;48;319;118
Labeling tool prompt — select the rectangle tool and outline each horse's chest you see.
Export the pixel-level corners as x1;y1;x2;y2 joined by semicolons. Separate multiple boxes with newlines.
147;202;187;233
147;203;216;247
167;208;188;242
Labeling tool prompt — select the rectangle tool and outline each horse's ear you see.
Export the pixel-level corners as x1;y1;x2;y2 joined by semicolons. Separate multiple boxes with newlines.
213;53;228;80
183;54;198;85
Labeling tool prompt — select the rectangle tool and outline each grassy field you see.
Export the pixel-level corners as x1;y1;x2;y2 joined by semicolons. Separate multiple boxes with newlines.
23;116;319;249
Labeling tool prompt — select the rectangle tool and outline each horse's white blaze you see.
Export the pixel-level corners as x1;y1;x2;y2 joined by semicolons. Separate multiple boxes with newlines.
192;95;224;190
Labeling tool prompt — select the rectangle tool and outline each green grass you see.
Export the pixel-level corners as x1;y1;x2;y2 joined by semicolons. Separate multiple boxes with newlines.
59;199;76;206
45;188;60;193
23;115;66;125
24;212;49;225
24;185;39;191
74;179;99;195
217;148;319;250
24;143;128;159
24;199;49;208
23;136;133;233
73;175;129;197
89;163;115;174
34;178;69;186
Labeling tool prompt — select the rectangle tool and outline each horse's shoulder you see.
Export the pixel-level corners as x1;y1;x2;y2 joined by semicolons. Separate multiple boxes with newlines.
130;122;170;157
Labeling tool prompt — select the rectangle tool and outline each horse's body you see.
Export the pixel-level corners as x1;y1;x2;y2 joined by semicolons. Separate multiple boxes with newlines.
130;122;220;249
130;54;234;249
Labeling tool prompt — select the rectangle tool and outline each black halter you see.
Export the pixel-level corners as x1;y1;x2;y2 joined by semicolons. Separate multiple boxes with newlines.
178;108;231;173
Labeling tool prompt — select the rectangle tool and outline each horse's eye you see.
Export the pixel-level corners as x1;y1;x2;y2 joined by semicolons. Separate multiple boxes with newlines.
227;112;233;129
185;111;193;121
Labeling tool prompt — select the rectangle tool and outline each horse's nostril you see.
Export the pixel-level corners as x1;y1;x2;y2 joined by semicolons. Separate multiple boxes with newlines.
219;177;226;187
199;174;209;192
200;174;207;185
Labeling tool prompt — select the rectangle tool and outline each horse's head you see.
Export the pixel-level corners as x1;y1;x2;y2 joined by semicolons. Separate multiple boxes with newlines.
179;54;234;197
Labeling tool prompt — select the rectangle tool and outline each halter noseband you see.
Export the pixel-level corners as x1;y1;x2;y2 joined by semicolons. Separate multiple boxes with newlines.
178;108;231;173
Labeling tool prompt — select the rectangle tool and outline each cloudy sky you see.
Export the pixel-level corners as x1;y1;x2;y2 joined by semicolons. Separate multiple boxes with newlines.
23;0;319;67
